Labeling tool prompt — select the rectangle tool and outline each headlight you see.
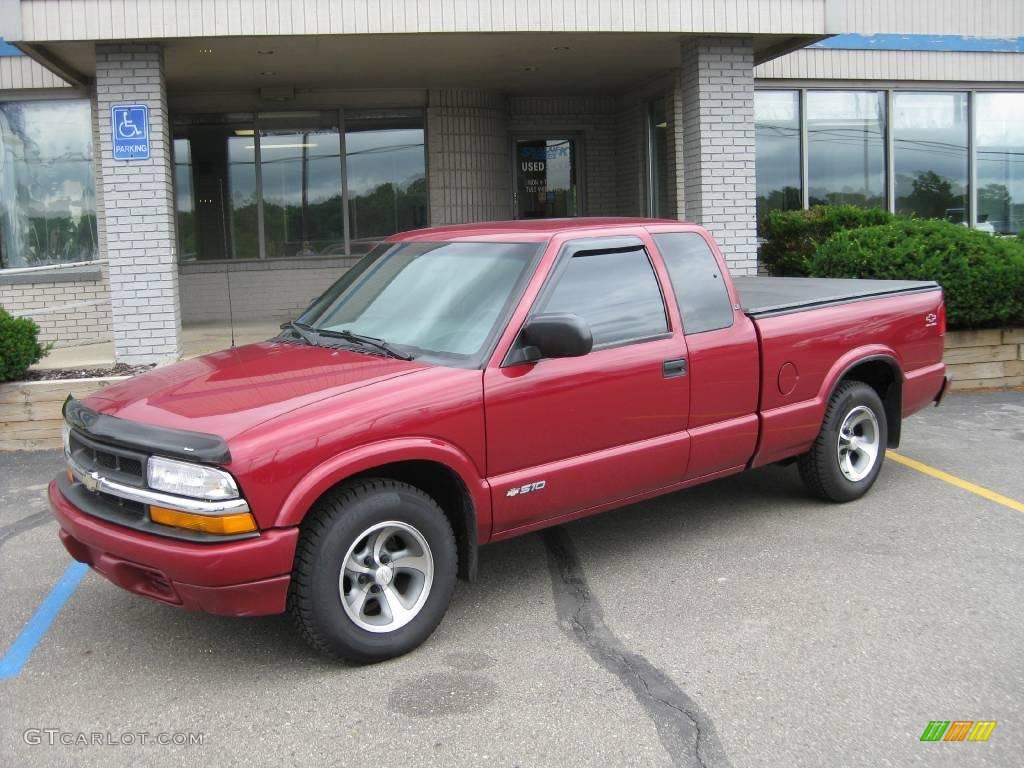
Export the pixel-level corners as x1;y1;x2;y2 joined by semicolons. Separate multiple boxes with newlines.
146;456;239;500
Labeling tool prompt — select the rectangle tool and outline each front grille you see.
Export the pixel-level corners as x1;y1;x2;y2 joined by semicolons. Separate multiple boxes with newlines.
91;490;147;524
69;429;147;487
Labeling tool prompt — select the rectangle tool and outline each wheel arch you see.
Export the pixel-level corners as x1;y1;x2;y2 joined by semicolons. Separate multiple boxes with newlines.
276;439;490;582
829;353;903;448
348;460;478;582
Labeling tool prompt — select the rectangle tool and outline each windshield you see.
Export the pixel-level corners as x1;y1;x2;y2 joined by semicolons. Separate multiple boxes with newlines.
298;241;540;362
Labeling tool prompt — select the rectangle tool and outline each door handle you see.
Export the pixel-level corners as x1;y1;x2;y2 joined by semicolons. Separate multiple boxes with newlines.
662;358;688;378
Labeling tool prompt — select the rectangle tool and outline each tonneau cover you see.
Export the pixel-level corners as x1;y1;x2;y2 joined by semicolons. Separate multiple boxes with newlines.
734;276;940;318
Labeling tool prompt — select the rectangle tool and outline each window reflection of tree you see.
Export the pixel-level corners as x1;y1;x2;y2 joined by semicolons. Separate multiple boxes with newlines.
347;136;426;248
977;149;1024;234
258;132;344;258
244;132;427;256
893;135;969;222
755;122;801;227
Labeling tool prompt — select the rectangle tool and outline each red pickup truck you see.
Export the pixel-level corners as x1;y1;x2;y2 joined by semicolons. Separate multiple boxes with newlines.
50;218;949;662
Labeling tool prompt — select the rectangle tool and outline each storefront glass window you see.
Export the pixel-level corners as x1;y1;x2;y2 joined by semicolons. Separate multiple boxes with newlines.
345;118;426;254
173;119;258;260
228;133;259;257
259;122;343;258
173;138;196;259
0;100;97;269
807;90;887;209
174;112;424;260
976;92;1024;234
893;92;968;223
755;90;802;228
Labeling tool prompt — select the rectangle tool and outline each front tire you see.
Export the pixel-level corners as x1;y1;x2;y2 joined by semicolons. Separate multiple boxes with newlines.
288;479;457;663
798;381;888;503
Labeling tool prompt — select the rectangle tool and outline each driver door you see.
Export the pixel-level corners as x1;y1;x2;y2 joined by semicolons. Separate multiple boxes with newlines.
484;237;691;536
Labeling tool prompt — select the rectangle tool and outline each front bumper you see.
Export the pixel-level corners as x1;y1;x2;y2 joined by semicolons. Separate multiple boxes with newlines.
49;479;299;616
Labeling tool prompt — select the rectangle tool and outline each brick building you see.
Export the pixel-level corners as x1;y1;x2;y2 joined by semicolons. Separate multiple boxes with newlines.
0;1;1021;363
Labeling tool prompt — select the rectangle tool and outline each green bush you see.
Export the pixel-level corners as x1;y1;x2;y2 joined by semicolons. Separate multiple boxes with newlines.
808;218;1024;330
760;205;895;276
0;307;47;382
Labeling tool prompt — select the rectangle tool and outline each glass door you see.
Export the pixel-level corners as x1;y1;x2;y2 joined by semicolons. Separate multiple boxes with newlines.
514;136;582;218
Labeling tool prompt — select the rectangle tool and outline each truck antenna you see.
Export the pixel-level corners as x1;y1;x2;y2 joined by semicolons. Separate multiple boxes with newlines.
218;177;236;348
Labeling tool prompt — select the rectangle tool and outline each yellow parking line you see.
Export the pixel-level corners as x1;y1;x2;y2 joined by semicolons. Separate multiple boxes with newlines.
887;451;1024;514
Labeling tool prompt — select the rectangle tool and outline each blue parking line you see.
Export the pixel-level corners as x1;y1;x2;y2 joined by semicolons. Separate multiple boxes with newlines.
0;561;89;680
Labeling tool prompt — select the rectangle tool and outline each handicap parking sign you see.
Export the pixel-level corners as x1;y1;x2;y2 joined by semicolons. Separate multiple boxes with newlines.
111;104;150;160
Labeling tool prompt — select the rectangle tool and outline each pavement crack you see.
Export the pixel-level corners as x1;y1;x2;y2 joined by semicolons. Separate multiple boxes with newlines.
0;510;54;549
542;527;730;768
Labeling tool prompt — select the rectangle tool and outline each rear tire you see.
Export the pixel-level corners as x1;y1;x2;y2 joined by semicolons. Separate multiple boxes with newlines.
288;479;457;663
798;381;887;503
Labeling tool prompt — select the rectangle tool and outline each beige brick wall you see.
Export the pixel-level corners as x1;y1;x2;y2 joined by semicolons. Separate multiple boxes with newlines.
179;257;356;324
666;73;685;220
426;90;633;224
0;265;113;347
427;89;510;225
507;95;619;217
614;74;682;219
614;98;646;217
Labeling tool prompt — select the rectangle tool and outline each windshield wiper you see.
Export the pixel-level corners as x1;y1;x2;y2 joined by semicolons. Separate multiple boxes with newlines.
279;320;322;347
315;328;414;361
280;321;414;360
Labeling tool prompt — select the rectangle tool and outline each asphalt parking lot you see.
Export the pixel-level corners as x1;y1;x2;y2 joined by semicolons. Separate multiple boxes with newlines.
1;391;1021;767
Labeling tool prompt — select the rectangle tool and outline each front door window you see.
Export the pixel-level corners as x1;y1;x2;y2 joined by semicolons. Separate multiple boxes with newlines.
515;138;580;218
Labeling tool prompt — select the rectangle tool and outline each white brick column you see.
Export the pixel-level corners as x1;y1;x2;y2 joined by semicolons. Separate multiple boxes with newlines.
678;37;758;274
95;44;182;363
427;89;510;225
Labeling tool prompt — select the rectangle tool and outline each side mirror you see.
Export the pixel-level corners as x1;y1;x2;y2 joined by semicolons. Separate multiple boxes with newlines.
508;313;593;365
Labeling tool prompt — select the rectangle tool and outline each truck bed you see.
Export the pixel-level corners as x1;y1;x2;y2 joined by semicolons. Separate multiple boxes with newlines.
733;276;940;319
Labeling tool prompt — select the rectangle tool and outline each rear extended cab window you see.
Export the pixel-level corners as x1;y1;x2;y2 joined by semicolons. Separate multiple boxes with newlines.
652;232;734;335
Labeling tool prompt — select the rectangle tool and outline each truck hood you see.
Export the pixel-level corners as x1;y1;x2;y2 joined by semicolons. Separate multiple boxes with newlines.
83;342;428;440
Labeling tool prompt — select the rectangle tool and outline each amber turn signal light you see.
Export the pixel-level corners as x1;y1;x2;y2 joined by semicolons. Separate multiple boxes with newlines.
149;505;258;535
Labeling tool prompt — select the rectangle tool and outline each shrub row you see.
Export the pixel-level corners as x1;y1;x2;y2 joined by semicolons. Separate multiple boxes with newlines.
0;308;47;382
807;218;1024;330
